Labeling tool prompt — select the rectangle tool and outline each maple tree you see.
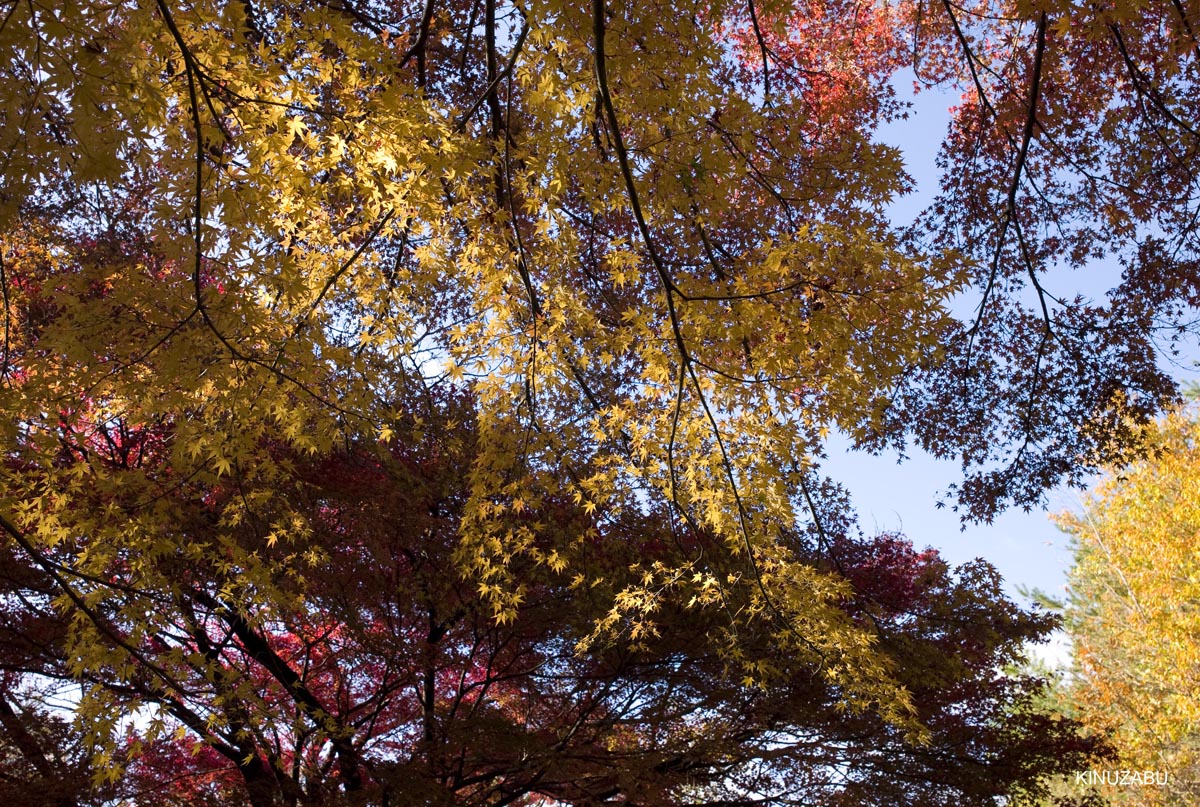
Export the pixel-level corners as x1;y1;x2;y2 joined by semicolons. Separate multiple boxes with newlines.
897;0;1200;517
0;0;1197;802
1053;408;1200;806
1;386;1102;806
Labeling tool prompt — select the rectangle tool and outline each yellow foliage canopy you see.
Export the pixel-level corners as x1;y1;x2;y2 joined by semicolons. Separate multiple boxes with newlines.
1058;411;1200;805
0;0;951;745
1;0;1199;793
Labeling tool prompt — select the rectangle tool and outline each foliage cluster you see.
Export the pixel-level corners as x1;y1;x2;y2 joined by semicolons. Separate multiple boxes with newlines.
3;0;1199;802
1052;410;1200;806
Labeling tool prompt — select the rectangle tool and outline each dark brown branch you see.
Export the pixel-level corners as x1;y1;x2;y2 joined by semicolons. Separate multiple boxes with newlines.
454;20;528;132
747;0;771;103
398;0;438;85
966;12;1047;340
0;696;75;807
188;587;366;793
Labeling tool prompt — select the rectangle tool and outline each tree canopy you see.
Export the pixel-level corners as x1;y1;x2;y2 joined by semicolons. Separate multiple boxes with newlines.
0;0;1196;803
1054;408;1200;806
1;388;1102;805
